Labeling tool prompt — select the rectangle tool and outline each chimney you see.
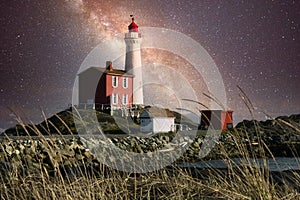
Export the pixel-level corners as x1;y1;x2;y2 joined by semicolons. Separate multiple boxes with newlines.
106;61;113;71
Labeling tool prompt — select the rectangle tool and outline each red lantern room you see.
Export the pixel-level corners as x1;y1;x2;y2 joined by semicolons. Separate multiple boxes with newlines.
128;16;139;32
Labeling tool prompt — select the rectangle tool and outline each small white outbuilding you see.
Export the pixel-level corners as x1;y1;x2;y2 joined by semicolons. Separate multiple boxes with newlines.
140;107;176;133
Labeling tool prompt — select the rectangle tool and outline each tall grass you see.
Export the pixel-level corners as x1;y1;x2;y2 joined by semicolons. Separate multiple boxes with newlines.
1;104;300;199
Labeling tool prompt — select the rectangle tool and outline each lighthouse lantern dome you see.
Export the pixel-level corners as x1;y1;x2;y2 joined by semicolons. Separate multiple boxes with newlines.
128;16;139;32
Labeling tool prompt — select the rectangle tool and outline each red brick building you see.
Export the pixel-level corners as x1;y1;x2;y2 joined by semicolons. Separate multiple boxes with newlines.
78;61;134;110
96;62;134;109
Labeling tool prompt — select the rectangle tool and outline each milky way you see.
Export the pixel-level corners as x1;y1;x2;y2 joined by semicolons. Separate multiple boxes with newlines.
0;0;299;129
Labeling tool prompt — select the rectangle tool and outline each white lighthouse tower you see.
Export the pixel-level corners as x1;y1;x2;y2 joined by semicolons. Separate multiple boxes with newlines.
125;16;144;105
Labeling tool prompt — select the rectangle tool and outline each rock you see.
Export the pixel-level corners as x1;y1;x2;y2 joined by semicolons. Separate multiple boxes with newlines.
84;150;91;158
0;111;298;176
76;154;84;160
5;144;13;156
13;149;20;155
191;142;200;148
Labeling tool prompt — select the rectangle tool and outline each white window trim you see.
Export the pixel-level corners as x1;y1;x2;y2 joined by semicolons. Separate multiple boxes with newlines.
112;94;118;105
112;76;118;88
122;77;128;88
122;94;128;105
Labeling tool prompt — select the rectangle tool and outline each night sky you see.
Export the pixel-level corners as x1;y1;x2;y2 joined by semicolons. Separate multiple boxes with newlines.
0;0;299;130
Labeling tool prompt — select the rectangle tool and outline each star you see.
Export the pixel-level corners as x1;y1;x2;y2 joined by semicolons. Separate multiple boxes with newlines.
0;0;299;129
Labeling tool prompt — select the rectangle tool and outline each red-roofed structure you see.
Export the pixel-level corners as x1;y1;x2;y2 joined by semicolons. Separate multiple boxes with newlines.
128;17;139;32
200;110;233;130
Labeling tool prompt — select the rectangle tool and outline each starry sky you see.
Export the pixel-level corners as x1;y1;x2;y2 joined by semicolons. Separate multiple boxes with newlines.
0;0;299;130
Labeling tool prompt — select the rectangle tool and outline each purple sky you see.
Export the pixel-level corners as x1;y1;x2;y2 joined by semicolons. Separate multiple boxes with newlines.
0;0;299;129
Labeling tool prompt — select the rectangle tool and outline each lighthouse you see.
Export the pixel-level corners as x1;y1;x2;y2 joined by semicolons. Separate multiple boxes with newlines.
125;16;144;105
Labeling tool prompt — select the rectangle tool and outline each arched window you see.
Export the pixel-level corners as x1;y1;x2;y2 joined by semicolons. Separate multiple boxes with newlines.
122;77;128;88
122;94;128;105
112;94;118;105
112;76;118;88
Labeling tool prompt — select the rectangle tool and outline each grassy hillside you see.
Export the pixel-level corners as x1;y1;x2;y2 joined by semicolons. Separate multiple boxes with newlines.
3;107;199;136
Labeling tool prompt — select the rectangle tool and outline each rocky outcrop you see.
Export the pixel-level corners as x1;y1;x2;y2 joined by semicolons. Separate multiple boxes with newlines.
1;112;299;177
235;114;300;145
0;137;99;178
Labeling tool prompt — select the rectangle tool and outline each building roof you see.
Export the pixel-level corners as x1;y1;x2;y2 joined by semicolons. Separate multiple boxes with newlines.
104;68;129;76
200;110;234;113
141;107;175;118
78;67;134;77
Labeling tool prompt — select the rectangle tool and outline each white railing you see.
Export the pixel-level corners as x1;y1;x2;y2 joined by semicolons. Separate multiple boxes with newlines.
172;124;192;131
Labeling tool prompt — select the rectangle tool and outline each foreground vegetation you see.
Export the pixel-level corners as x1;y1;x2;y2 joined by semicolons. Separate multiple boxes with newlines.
1;109;300;199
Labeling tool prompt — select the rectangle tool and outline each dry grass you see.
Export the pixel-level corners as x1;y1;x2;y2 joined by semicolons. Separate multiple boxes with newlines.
1;96;300;199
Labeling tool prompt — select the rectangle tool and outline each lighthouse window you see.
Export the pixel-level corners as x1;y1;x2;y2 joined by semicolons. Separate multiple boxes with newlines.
122;94;128;105
122;77;128;88
112;76;118;88
112;94;118;105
